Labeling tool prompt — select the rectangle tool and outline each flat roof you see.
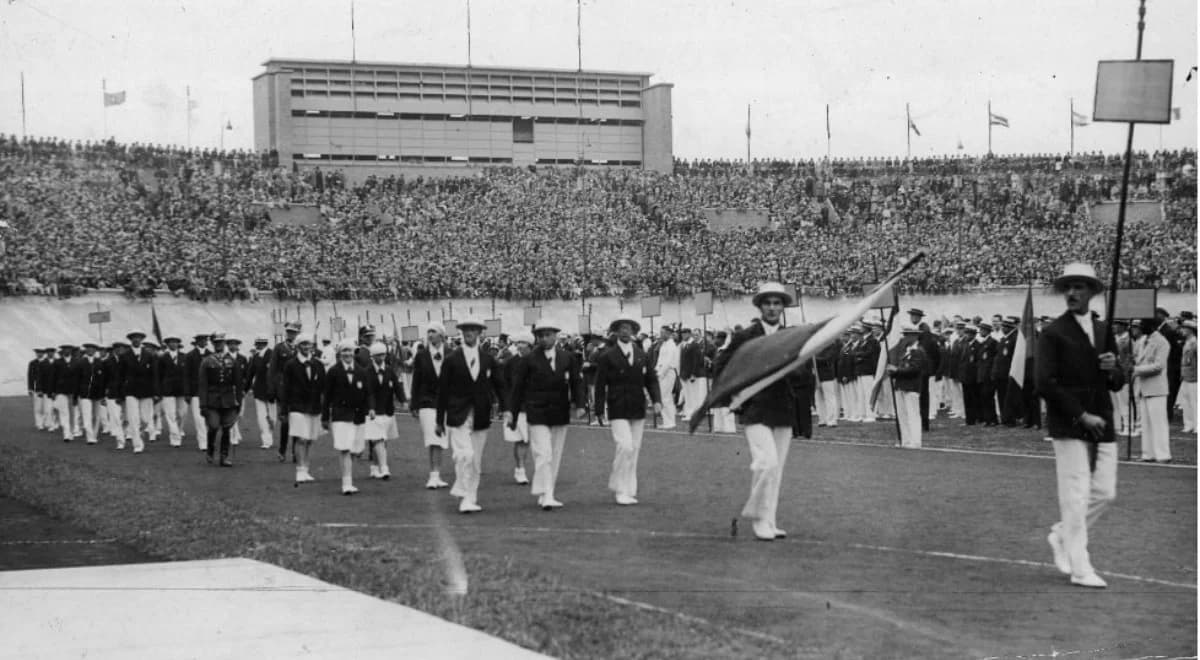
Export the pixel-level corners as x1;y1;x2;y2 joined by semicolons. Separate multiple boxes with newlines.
261;58;654;79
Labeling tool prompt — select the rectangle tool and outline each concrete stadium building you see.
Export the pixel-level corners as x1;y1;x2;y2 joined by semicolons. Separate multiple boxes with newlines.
253;58;674;178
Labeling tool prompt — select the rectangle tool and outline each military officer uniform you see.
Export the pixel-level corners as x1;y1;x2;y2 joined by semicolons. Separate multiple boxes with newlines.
198;333;243;466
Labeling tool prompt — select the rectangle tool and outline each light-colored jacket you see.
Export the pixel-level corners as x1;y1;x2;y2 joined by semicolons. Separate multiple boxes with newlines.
1183;336;1197;384
1133;331;1170;397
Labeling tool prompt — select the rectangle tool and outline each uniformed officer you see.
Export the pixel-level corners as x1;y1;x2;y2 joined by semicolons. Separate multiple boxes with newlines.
226;337;249;447
269;321;301;462
198;333;243;466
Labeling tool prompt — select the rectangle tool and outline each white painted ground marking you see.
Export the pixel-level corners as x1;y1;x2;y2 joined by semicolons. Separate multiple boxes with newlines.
598;593;787;645
318;522;1197;590
0;538;118;545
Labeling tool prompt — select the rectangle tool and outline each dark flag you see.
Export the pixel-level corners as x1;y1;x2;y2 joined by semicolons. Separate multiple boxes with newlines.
1003;285;1035;422
151;304;163;345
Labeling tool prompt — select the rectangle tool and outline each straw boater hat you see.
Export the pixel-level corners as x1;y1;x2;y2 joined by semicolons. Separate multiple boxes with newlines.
752;282;793;307
900;323;922;335
533;319;561;334
426;322;446;336
608;315;641;334
369;342;388;356
907;308;926;317
284;321;302;333
126;330;146;340
457;317;487;331
1052;263;1104;292
511;330;534;345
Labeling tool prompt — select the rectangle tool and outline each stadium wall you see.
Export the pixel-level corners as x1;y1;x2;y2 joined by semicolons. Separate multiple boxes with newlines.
1;290;1194;396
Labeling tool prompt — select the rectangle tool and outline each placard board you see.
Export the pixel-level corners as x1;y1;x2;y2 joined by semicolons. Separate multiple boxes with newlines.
577;315;591;335
1093;60;1174;124
331;317;346;333
484;319;502;338
865;282;900;311
1112;288;1157;320
523;306;541;325
783;284;799;308
400;325;421;342
641;296;662;318
444;319;458;337
695;291;714;316
88;311;111;324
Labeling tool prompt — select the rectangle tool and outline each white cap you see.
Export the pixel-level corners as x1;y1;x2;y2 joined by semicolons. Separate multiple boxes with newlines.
369;342;388;356
426;322;446;336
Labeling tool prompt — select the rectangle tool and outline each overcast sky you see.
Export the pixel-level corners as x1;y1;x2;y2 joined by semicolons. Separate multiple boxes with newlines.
0;0;1195;159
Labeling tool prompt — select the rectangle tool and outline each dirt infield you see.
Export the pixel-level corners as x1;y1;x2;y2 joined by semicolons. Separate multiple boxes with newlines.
0;397;1194;658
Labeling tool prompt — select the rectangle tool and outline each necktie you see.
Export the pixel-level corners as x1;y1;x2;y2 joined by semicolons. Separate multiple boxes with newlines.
434;352;441;362
547;351;555;371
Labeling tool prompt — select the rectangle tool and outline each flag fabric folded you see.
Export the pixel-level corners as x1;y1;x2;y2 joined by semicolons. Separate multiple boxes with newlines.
103;91;126;107
690;253;925;433
151;305;163;345
908;119;921;137
1071;110;1089;127
989;112;1009;128
1002;285;1035;422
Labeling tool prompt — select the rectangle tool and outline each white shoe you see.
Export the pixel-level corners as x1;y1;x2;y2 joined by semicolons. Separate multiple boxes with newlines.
1070;572;1107;588
615;494;638;505
341;484;359;495
773;526;788;539
541;497;563;510
752;520;775;541
458;500;482;513
514;467;529;485
132;448;144;454
1047;531;1071;575
369;466;381;479
379;468;390;480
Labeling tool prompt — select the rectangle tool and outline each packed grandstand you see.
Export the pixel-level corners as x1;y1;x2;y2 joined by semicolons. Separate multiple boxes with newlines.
0;134;1194;303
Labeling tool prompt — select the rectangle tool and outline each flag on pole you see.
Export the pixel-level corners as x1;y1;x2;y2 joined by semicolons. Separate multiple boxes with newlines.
103;91;126;107
1003;285;1035;421
956;138;964;150
825;104;831;139
151;305;163;345
745;104;751;138
908;118;921;136
988;112;1009;128
1071;110;1089;127
690;253;926;433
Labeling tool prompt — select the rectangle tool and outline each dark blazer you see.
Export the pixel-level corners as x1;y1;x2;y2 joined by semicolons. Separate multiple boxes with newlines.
890;343;928;393
74;357;107;400
958;340;980;385
158;351;187;397
992;331;1017;381
1036;312;1124;443
679;341;705;380
917;329;941;377
198;351;242;409
27;359;39;393
323;361;374;424
593;342;661;420
279;356;325;416
119;346;159;399
183;347;208;398
509;347;585;427
837;339;857;384
245;349;273;401
365;363;403;416
437;347;504;430
855;336;880;378
50;357;76;397
268;340;297;400
102;355;122;398
814;341;840;382
409;345;445;411
712;321;797;429
975;336;998;383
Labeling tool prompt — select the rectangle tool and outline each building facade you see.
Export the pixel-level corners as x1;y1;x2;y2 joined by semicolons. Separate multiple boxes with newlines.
253;58;673;177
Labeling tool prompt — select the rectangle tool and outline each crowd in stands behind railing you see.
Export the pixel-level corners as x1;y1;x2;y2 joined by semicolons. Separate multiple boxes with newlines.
0;134;1194;303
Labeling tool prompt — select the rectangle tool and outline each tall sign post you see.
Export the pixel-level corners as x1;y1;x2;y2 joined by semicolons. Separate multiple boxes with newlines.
695;291;715;432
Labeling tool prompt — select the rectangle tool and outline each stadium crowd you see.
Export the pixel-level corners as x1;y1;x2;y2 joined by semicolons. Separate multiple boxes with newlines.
0;134;1195;302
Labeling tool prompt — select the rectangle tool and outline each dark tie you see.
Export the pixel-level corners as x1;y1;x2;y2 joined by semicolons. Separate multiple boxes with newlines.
469;358;476;369
434;352;442;362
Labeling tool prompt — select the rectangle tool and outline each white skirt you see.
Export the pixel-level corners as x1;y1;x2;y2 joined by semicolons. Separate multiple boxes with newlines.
503;411;529;443
364;414;399;441
330;421;366;453
418;408;447;448
288;413;323;441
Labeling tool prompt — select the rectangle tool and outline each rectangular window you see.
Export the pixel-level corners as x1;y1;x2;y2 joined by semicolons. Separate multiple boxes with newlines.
513;117;534;143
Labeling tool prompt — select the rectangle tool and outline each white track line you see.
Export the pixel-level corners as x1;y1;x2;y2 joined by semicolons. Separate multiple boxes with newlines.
597;593;787;646
319;522;1197;590
0;538;118;546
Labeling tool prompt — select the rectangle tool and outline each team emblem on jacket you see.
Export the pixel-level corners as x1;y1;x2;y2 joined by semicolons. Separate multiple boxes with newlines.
356;380;363;389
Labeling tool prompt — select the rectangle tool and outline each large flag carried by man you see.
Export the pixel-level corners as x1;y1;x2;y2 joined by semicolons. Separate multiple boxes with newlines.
689;253;926;433
1003;285;1036;422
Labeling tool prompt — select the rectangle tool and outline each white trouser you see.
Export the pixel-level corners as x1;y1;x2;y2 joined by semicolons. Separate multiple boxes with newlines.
52;394;72;440
712;407;737;433
927;376;941;420
33;394;45;428
1051;439;1117;578
97;397;110;433
160;396;186;446
816;380;839;426
1138;395;1170;461
896;390;922;448
448;415;487;505
657;371;678;428
124;396;154;450
740;424;792;527
1110;386;1130;434
1180;381;1197;432
149;400;162;438
950;379;965;418
255;398;276;447
400;372;413;400
228;399;244;445
874;379;895;419
681;377;707;421
106;398;123;439
78;398;99;443
529;424;568;500
190;396;207;449
608;418;645;498
839;381;858;420
856;376;875;421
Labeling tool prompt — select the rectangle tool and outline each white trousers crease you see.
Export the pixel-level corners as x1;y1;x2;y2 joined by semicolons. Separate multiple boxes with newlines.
529;424;568;500
1051;439;1117;578
608;418;645;498
740;424;793;527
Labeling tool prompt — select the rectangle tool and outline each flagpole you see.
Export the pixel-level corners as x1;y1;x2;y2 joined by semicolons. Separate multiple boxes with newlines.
186;85;192;149
825;103;831;158
1069;97;1074;155
350;0;357;63
466;0;472;118
20;72;27;138
745;103;751;168
906;102;911;159
987;99;991;156
1102;0;1147;351
102;79;108;139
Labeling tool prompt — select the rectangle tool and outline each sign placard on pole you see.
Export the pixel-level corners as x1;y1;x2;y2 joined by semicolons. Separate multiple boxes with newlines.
577;315;591;335
523;306;541;326
641;296;662;318
1112;288;1158;320
331;317;346;333
444;319;458;337
865;282;900;311
400;325;420;342
694;291;714;316
88;311;111;324
484;319;502;338
1093;60;1174;124
783;285;799;309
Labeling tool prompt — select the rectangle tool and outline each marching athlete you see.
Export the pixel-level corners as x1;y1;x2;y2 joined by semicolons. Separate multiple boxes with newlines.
437;318;505;513
198;333;243;467
410;323;451;489
279;337;325;483
501;331;534;485
323;340;374;495
593;316;661;505
364;342;403;480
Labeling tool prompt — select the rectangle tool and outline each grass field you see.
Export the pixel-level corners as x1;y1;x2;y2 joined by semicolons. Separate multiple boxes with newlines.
0;396;1194;659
